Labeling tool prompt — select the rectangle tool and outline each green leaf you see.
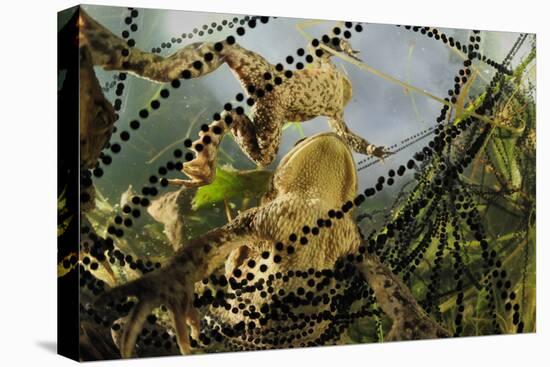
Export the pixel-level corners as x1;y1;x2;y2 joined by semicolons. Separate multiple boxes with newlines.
192;166;272;210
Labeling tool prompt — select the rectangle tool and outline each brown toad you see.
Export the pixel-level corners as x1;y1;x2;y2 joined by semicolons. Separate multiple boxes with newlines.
78;10;388;187
97;132;446;357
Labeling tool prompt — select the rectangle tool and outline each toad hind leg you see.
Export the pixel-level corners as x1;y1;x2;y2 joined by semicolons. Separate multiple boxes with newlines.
80;9;228;82
170;111;280;187
79;9;275;86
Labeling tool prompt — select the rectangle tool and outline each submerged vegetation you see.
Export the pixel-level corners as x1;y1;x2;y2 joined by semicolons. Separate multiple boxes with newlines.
352;37;536;339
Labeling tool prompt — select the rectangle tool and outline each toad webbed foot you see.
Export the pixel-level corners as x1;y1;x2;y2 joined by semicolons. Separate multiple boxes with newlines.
170;110;278;188
168;146;217;187
168;115;229;188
